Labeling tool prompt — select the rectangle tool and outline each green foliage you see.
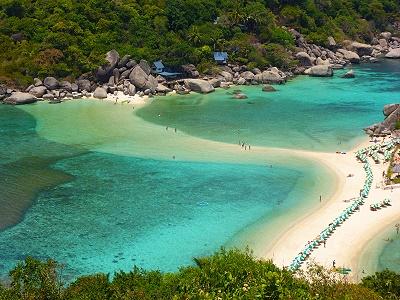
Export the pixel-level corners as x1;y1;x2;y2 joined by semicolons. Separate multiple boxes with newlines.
0;0;398;86
362;269;400;299
0;250;398;300
264;43;297;69
5;257;63;300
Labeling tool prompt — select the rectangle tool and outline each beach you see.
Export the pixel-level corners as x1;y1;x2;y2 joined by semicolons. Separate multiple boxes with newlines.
263;138;400;280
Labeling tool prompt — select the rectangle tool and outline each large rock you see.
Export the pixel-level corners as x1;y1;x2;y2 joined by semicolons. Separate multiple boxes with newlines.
378;39;388;49
385;48;400;59
129;65;148;89
304;65;333;77
43;77;59;90
351;42;373;56
144;75;158;91
261;70;284;84
220;71;233;82
93;87;108;99
59;81;72;92
181;64;199;78
138;60;151;76
262;85;276;92
96;50;120;82
341;69;355;78
28;86;47;98
383;104;400;116
118;55;131;68
4;92;37;105
209;78;222;88
156;84;172;93
33;78;42;87
316;57;330;65
127;83;136;96
240;71;255;81
296;52;313;67
337;49;360;63
327;36;337;49
77;79;91;92
184;79;215;93
380;32;392;40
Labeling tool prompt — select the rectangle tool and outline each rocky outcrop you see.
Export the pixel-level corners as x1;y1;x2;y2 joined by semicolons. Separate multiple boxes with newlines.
96;49;120;82
365;104;400;135
337;49;360;63
93;87;107;99
327;36;337;50
184;79;214;93
384;104;400;116
341;69;355;78
4;92;37;105
240;71;255;81
129;65;147;89
350;42;373;56
262;85;276;92
156;84;172;93
385;48;400;59
261;70;284;84
304;65;333;77
77;79;91;92
296;52;313;67
43;77;59;90
28;86;47;97
220;71;233;82
181;64;199;78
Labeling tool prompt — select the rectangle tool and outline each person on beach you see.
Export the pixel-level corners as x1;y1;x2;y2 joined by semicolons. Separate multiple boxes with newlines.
319;195;322;203
174;128;177;133
166;126;168;130
248;145;251;150
333;260;336;268
245;145;247;150
323;240;326;248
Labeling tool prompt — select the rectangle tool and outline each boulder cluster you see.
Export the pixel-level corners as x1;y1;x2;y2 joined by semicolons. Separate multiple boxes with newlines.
291;30;398;77
1;30;399;105
365;104;400;136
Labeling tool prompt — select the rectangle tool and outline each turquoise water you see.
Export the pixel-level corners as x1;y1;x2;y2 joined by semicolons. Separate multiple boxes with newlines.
137;60;400;151
0;104;327;281
377;225;400;273
1;60;400;281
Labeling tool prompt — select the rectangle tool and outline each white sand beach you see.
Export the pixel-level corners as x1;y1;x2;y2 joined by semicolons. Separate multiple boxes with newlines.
263;138;400;281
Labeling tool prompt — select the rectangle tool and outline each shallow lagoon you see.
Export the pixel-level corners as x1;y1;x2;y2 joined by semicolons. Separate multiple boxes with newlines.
1;60;400;279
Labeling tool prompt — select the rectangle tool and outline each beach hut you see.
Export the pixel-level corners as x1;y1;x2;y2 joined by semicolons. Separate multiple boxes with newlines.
152;60;182;78
213;52;228;64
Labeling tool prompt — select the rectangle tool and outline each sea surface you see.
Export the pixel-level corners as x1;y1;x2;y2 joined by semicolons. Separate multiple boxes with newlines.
0;59;399;280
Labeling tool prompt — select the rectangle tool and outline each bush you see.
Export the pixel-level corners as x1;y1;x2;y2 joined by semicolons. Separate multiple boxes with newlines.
361;269;400;299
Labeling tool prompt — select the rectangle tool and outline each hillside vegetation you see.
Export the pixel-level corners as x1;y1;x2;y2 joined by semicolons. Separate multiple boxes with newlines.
0;0;399;86
1;249;400;299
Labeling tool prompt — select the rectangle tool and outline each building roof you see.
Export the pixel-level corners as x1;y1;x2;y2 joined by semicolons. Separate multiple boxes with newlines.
213;52;228;61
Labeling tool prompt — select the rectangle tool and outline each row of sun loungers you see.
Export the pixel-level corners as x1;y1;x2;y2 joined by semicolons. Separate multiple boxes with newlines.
370;198;391;210
289;138;400;271
289;142;384;271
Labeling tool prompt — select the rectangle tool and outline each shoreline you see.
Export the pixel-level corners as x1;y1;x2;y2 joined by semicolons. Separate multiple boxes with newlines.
262;138;400;281
15;92;400;280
